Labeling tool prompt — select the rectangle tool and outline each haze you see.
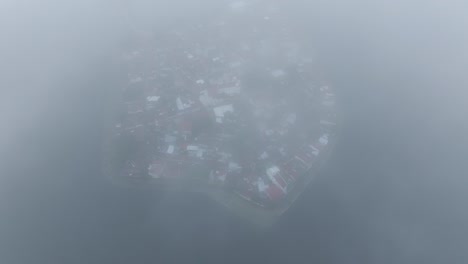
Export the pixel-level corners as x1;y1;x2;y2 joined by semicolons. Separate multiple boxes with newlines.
1;0;467;263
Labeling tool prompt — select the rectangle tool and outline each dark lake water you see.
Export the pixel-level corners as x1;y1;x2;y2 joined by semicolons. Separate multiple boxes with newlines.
1;1;467;263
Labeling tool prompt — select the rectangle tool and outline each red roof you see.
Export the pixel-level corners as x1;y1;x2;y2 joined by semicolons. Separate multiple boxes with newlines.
280;163;296;181
179;119;192;131
296;152;312;164
265;184;284;201
274;174;287;188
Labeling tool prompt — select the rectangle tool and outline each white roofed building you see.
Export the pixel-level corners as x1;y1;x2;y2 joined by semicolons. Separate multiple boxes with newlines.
213;104;234;123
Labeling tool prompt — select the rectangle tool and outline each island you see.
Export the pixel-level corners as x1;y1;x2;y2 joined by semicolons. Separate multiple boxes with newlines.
103;1;338;227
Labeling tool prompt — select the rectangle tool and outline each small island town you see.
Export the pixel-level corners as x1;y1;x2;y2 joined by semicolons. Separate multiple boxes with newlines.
104;0;337;225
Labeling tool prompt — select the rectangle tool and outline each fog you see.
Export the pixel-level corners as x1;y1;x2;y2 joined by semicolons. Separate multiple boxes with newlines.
1;0;467;263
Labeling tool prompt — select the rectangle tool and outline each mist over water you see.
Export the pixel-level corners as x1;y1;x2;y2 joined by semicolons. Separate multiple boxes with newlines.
1;0;467;263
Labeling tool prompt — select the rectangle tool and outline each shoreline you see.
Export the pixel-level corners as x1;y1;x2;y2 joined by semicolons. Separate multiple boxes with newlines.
100;30;340;228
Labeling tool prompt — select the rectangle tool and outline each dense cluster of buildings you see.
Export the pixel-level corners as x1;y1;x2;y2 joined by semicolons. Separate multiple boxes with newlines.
111;1;337;207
